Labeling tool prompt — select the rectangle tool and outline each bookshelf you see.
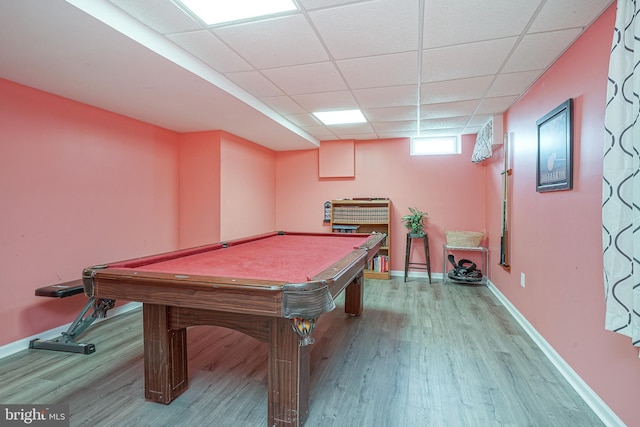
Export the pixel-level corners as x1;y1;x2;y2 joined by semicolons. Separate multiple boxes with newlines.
330;199;391;279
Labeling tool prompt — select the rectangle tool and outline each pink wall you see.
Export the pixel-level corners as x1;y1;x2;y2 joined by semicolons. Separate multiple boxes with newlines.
220;132;277;240
178;130;277;245
487;4;639;424
0;79;180;346
318;139;355;178
178;131;221;248
276;135;487;274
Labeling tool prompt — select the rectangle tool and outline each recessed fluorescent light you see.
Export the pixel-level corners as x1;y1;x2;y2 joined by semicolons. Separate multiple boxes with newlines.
313;110;367;125
180;0;298;25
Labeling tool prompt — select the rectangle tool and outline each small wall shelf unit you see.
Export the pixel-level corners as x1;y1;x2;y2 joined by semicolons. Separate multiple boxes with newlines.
443;244;488;285
330;199;391;279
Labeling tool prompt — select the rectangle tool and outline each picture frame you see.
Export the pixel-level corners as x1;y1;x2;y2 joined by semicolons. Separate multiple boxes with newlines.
536;99;573;192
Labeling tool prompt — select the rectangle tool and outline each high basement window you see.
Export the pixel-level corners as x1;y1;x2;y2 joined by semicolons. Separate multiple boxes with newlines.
410;136;460;156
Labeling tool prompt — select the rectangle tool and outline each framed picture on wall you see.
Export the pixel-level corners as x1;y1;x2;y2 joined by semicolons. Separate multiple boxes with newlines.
536;99;573;192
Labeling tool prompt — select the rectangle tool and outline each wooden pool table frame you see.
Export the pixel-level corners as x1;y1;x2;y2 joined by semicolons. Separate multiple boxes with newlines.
83;231;384;427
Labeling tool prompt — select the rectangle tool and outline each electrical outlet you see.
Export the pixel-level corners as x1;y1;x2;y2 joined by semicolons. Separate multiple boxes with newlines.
520;273;526;288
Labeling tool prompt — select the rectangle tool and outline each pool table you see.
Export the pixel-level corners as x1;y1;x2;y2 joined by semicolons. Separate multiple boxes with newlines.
82;231;384;427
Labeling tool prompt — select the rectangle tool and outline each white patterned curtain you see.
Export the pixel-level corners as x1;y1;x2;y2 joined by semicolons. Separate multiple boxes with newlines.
602;0;640;351
471;118;493;163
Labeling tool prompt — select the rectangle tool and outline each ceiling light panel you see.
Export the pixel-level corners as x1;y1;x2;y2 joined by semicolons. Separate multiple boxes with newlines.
313;110;366;125
179;0;297;25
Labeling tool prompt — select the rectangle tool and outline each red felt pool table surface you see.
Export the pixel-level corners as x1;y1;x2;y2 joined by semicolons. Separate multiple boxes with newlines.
109;232;373;283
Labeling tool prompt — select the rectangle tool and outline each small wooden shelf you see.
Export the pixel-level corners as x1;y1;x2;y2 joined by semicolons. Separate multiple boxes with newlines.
330;199;391;280
363;270;391;280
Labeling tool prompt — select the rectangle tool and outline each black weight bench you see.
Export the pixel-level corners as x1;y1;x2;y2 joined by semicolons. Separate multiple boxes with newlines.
29;279;115;355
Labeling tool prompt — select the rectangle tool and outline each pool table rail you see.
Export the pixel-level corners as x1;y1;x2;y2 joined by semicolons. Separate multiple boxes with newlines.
283;247;369;319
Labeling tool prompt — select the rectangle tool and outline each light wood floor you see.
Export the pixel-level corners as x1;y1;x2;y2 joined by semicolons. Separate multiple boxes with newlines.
0;278;604;427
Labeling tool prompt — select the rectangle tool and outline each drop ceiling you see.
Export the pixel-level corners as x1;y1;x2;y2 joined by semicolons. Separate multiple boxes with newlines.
0;0;614;151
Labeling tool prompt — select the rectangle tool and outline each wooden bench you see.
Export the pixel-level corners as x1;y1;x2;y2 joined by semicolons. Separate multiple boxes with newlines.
29;279;115;355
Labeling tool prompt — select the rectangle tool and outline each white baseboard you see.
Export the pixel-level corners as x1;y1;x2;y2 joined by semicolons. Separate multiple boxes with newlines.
485;280;625;427
389;269;444;280
0;302;142;360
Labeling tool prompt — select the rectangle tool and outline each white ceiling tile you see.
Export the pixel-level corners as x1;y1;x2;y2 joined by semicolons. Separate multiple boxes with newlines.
322;122;375;136
487;70;542;98
213;14;329;69
466;115;493;127
421;116;470;130
377;131;414;139
302;125;338;139
364;106;417;122
421;99;480;119
108;0;202;34
337;51;418;89
372;120;417;132
421;75;494;104
298;0;368;10
309;0;419;59
225;70;284;97
260;95;306;114
423;0;540;48
353;85;418;108
335;133;379;140
529;0;614;33
167;30;252;73
503;29;583;73
291;91;358;111
423;37;518;82
476;96;519;115
262;62;347;95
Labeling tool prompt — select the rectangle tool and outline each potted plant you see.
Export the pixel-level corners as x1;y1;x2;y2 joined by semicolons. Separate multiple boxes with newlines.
402;207;428;236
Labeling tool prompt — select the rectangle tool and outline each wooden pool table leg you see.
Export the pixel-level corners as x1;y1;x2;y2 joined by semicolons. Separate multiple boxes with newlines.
142;303;188;404
344;272;364;316
268;317;310;427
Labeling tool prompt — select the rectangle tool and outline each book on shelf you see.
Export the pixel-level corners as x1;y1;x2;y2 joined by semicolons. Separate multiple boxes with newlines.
332;206;389;223
332;225;360;233
367;255;389;272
